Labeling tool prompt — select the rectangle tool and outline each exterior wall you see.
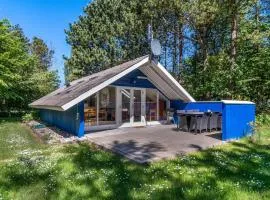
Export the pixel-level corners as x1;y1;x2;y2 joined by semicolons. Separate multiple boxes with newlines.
40;102;84;137
111;69;157;89
170;100;255;141
170;101;222;112
222;103;255;140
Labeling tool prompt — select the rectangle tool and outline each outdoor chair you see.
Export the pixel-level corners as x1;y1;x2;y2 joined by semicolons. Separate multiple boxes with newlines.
208;112;219;131
178;115;188;131
190;114;209;133
166;109;175;124
217;114;222;130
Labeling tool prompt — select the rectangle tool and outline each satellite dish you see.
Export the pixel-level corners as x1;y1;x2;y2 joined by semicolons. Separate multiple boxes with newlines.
151;39;161;56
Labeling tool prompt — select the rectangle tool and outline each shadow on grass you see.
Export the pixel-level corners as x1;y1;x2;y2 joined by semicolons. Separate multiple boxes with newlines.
57;143;192;199
0;140;270;199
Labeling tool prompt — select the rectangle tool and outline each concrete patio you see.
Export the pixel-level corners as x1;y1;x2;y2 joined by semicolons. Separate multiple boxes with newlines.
85;125;223;164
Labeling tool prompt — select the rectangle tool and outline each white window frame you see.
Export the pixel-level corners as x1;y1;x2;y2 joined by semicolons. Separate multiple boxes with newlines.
84;85;170;132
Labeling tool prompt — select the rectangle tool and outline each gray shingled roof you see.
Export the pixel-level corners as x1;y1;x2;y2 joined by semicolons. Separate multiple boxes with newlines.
29;55;149;110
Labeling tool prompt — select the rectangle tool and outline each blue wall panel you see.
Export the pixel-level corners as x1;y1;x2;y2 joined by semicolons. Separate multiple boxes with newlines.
111;69;157;89
170;101;222;112
222;103;255;140
40;102;84;137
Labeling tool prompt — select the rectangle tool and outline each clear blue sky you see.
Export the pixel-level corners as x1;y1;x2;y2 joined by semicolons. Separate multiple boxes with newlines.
0;0;90;85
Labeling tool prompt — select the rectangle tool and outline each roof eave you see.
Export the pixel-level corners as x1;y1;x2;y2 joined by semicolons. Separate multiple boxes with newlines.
29;104;65;111
146;60;195;102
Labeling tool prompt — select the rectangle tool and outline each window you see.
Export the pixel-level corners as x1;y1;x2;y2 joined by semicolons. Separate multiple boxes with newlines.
98;87;116;125
84;94;97;126
146;89;157;121
121;89;131;122
159;93;168;120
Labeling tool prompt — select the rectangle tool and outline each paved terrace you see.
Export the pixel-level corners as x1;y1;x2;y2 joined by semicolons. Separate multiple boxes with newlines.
85;125;223;164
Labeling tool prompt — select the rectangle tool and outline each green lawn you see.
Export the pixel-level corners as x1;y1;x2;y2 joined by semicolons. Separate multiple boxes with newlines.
0;118;43;161
0;119;269;200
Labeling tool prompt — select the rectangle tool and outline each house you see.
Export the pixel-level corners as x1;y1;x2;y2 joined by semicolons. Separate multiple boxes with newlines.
29;55;255;140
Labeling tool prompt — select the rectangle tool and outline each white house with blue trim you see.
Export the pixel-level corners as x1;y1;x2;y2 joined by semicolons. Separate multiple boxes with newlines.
30;55;255;140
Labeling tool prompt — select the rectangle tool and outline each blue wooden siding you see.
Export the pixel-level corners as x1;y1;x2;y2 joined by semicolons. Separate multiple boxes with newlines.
111;69;157;89
222;103;255;140
170;100;255;141
40;102;84;137
170;101;222;112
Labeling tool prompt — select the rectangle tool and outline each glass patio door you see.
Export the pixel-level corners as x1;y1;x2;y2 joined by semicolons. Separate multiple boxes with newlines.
133;89;142;122
119;87;145;126
121;88;131;123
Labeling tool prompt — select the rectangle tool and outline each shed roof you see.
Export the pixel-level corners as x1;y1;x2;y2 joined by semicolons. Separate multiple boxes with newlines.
30;55;195;111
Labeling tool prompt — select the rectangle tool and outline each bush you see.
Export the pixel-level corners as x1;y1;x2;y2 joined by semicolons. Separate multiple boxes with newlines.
22;111;39;122
250;114;270;144
256;114;270;126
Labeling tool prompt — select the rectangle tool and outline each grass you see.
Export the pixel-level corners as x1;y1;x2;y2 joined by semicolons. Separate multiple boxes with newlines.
0;118;43;161
0;118;269;200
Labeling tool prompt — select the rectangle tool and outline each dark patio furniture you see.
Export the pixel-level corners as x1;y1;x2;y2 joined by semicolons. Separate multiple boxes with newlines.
208;112;219;131
177;111;205;132
190;114;209;133
178;115;189;131
217;114;222;130
176;110;222;133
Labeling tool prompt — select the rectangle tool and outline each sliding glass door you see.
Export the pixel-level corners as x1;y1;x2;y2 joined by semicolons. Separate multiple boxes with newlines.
121;88;131;123
133;89;142;122
118;87;145;126
84;86;168;130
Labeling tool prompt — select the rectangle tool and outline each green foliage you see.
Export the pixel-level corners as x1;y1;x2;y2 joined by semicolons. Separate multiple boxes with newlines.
65;0;150;81
0;19;60;112
30;36;54;71
250;114;270;144
65;0;269;113
22;111;39;122
256;114;270;127
22;113;34;122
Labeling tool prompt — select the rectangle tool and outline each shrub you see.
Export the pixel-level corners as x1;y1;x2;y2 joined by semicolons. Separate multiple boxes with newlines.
256;114;270;126
250;114;270;144
22;111;39;122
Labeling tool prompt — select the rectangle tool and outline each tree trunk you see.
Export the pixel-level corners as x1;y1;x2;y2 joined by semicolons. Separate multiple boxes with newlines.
173;23;177;75
178;23;184;80
230;0;237;68
197;26;208;70
255;0;260;51
164;37;167;69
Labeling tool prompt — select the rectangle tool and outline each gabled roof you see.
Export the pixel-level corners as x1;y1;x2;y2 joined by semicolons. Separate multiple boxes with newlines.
30;55;195;111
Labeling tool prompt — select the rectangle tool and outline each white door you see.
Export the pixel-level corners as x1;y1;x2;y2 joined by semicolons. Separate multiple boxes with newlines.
117;87;146;127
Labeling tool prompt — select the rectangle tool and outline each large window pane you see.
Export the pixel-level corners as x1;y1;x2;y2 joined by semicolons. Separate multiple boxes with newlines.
121;89;130;123
146;89;157;121
84;94;97;126
134;90;141;122
99;87;116;125
159;94;167;120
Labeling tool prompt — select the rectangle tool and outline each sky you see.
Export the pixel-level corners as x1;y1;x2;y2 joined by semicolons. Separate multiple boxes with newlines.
0;0;90;85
